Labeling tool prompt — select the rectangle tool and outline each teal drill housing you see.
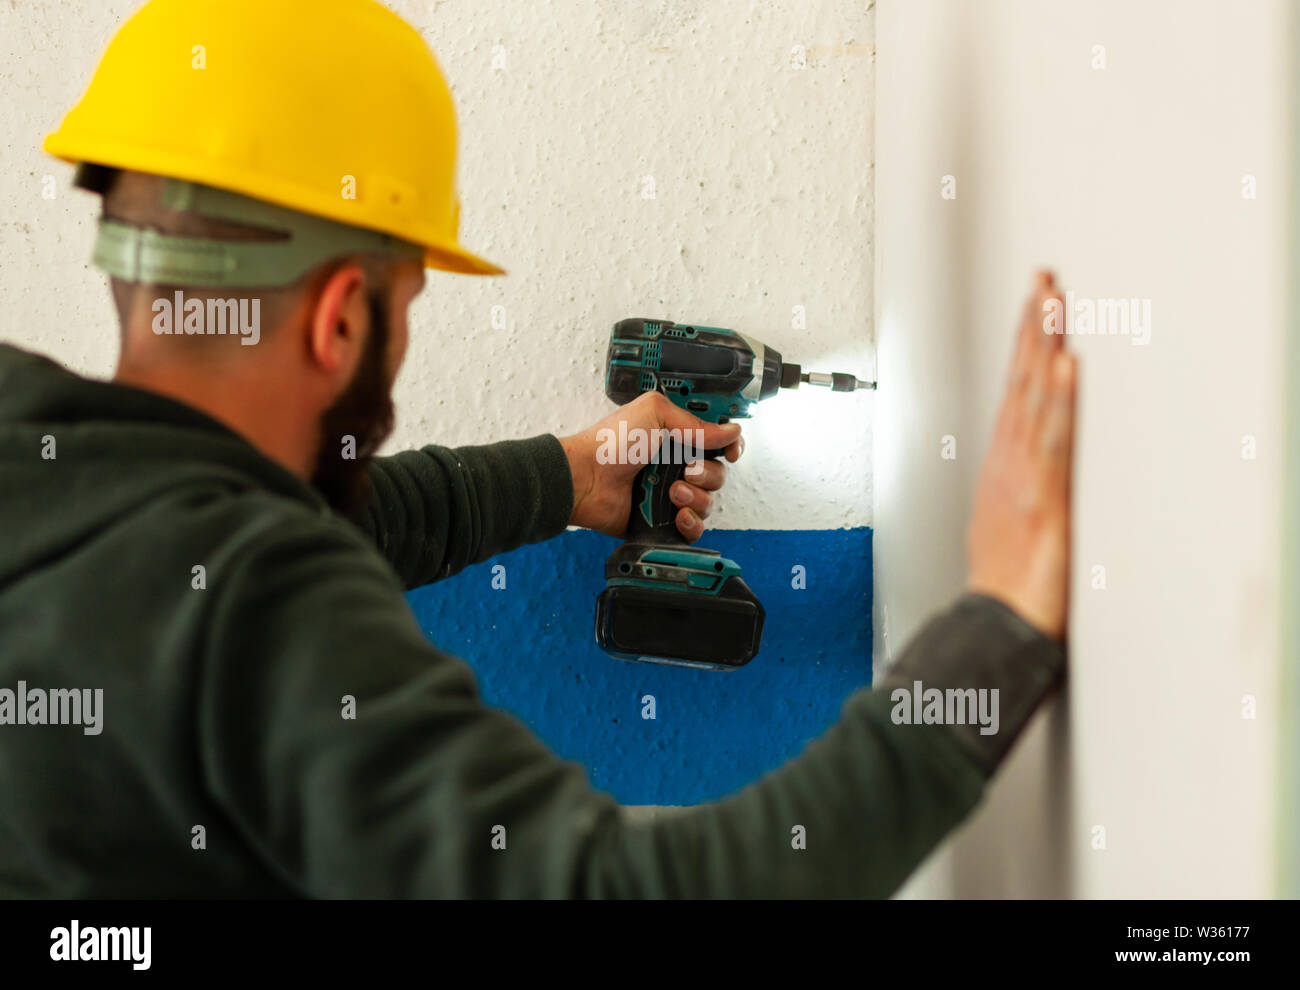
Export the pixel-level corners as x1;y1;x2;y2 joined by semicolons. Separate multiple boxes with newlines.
594;318;873;671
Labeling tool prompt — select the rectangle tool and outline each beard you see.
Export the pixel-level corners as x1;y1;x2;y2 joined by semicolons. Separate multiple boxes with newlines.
310;291;397;514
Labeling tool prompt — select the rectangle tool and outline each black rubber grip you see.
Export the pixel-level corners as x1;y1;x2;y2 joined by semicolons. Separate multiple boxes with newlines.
625;438;725;544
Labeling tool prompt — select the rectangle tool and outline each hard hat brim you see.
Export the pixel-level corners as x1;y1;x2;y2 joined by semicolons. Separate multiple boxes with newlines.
423;241;506;277
43;136;507;278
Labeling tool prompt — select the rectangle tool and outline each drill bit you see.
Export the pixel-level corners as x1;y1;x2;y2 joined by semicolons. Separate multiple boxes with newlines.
800;371;876;392
779;363;877;392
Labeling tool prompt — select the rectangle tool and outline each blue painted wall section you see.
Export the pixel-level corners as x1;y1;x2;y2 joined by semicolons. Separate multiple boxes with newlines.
405;527;873;805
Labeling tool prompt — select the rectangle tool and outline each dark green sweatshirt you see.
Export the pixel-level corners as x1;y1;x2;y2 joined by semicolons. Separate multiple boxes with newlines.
0;342;1064;898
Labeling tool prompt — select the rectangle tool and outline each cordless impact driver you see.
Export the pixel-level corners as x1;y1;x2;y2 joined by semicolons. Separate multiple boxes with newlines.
593;318;874;671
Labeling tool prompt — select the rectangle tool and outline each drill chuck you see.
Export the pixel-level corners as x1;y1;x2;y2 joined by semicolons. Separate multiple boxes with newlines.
779;363;877;392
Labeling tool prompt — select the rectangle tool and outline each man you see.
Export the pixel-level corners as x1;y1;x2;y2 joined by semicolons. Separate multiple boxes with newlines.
0;0;1075;897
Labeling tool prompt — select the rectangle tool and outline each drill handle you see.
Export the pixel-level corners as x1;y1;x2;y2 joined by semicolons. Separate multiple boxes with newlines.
625;439;726;545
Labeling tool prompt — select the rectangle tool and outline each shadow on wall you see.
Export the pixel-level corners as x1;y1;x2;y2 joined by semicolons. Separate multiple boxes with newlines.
929;0;1076;900
876;0;1079;897
407;527;872;805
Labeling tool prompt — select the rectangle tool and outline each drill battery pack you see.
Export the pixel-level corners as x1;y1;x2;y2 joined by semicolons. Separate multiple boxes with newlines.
594;544;764;670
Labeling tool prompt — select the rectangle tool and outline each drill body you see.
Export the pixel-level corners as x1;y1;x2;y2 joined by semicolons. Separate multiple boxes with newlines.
594;318;872;671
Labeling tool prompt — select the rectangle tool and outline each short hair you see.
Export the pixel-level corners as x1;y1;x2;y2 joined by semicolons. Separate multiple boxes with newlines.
93;168;397;351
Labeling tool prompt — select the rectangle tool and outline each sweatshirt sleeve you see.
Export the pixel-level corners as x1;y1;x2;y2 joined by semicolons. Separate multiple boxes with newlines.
348;434;574;589
197;513;1065;898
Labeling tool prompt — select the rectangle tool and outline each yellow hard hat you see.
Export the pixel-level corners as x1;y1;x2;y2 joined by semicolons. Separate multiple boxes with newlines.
44;0;504;277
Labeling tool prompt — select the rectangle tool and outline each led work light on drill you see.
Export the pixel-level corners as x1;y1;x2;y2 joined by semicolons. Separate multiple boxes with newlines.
594;318;874;671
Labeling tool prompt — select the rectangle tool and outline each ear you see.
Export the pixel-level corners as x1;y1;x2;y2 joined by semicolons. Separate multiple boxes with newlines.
307;263;368;381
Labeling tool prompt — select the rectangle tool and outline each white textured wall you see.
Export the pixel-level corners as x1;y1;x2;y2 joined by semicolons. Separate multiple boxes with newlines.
876;0;1289;897
0;0;876;531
